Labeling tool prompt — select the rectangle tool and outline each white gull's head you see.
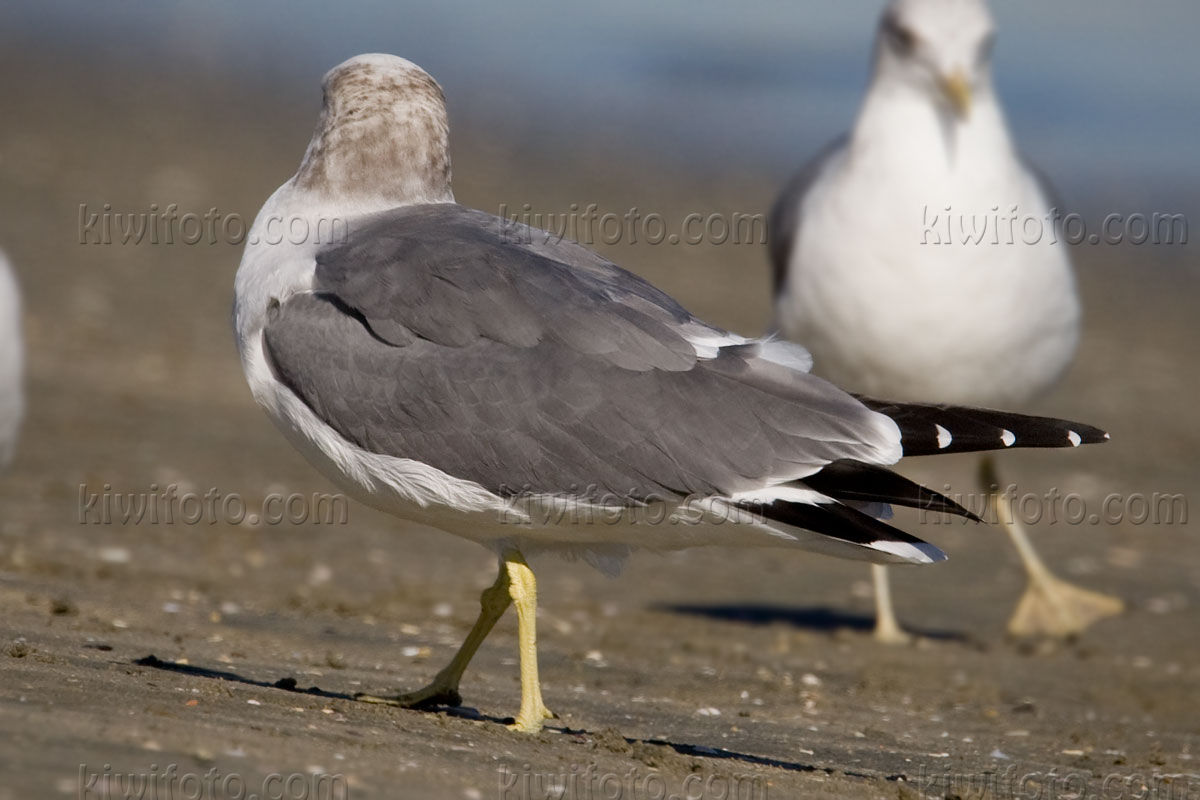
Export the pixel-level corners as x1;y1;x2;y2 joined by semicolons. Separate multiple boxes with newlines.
293;54;454;208
872;0;996;119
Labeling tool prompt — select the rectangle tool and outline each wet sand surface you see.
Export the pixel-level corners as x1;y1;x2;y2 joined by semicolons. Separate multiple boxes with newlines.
0;52;1197;799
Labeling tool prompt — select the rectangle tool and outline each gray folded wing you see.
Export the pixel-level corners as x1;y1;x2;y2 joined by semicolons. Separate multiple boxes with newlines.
262;203;898;503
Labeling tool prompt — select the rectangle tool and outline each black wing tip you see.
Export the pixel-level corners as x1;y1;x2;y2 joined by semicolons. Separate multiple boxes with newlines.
1071;425;1110;446
745;497;947;565
855;395;1110;456
922;492;982;522
801;459;983;522
959;506;985;524
1013;420;1110;449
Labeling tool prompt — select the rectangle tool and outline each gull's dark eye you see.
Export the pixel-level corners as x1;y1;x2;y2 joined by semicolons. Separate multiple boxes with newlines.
883;15;918;54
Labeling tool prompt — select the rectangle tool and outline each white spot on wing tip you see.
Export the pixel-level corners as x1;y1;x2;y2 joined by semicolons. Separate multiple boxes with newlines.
1000;429;1016;447
870;540;946;565
1103;432;1111;440
1067;430;1082;447
934;424;952;449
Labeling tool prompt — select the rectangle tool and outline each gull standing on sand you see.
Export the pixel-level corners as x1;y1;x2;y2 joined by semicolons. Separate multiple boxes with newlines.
233;54;1107;732
770;0;1121;641
0;250;22;468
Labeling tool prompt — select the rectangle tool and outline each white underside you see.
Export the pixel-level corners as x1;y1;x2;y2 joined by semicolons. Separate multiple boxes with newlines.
775;89;1080;407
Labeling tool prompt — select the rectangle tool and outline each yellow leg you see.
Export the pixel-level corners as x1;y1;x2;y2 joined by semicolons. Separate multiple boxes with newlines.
505;553;554;733
981;458;1124;637
871;563;913;644
355;549;554;733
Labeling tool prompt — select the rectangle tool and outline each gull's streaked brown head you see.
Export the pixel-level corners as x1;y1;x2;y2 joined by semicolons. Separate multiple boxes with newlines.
294;54;454;209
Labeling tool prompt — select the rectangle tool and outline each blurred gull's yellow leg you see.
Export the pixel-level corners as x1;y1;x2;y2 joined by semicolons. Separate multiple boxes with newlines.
981;457;1124;637
871;564;913;644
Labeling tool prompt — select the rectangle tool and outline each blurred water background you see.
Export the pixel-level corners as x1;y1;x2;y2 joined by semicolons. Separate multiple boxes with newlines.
5;0;1197;217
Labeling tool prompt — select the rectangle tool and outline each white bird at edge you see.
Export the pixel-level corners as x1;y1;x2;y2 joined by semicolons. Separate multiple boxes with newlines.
770;0;1122;642
0;249;22;468
233;53;1108;733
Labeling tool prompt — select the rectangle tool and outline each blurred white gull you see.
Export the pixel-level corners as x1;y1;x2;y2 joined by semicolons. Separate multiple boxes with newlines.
0;250;22;467
770;0;1121;640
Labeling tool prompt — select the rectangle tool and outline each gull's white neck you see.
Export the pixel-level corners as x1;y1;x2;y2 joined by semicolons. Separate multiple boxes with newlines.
850;71;1017;189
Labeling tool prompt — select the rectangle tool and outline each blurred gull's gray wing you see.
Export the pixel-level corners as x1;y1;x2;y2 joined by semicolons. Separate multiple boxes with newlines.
262;203;900;503
768;134;848;295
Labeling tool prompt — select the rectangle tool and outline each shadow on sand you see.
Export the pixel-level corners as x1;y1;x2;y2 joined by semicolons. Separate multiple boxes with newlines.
658;603;967;641
133;653;905;780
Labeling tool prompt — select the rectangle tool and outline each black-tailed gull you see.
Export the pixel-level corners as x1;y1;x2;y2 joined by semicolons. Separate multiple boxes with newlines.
234;54;1107;732
770;0;1121;641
